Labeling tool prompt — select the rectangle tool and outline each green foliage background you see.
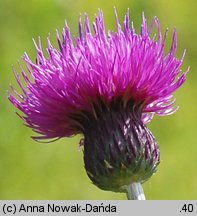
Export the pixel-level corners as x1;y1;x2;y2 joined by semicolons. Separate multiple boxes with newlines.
0;0;196;199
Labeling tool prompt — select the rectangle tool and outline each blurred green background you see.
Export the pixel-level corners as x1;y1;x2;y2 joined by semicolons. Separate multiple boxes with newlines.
0;0;196;200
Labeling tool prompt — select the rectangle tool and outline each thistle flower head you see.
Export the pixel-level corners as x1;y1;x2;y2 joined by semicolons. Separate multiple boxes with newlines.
9;9;188;192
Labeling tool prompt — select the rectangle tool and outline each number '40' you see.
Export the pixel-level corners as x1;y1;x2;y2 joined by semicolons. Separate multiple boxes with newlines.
182;204;193;212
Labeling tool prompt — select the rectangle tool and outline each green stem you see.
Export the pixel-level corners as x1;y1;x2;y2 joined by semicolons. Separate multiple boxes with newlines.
126;183;146;200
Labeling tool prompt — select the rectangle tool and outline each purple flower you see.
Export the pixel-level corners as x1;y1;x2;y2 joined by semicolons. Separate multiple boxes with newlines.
9;9;188;193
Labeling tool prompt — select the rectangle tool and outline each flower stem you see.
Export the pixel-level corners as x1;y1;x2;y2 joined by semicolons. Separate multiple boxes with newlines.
126;183;146;200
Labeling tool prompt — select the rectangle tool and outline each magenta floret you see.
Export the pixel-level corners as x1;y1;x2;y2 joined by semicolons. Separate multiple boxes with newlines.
9;10;188;140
